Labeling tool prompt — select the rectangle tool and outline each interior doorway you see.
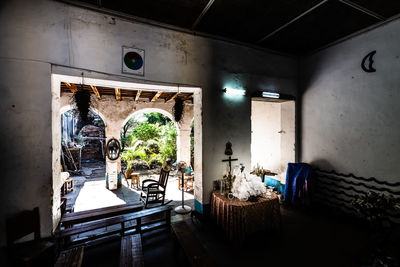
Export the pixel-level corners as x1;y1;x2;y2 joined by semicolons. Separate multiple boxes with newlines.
251;98;296;185
51;74;202;231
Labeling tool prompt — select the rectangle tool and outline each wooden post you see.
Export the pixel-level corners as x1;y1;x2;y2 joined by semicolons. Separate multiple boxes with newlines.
136;218;141;233
121;222;125;236
166;209;171;232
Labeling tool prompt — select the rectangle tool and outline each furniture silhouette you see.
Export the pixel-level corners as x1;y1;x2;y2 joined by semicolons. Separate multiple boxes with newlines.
55;247;84;267
57;205;172;248
120;234;144;267
6;207;54;266
61;203;144;228
172;221;215;266
140;167;170;208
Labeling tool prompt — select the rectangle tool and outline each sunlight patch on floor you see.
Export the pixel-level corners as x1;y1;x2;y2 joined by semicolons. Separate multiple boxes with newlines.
72;173;193;212
74;180;126;212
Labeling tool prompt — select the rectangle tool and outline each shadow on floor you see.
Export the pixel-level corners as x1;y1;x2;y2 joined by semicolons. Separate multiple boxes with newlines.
79;205;381;267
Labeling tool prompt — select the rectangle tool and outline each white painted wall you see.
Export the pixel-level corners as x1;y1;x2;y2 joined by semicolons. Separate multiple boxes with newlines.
251;101;281;170
251;100;295;183
0;0;297;246
300;18;400;183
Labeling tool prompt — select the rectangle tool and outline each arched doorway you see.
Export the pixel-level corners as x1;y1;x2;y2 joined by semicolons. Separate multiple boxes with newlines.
120;109;194;208
60;105;108;211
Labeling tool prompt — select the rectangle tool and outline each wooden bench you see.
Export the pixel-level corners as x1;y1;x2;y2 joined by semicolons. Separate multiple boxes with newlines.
61;203;144;228
120;234;144;267
55;247;84;267
57;205;172;247
172;221;215;267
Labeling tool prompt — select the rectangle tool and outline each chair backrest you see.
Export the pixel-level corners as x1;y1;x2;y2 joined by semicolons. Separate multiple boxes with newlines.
6;207;41;247
158;168;170;188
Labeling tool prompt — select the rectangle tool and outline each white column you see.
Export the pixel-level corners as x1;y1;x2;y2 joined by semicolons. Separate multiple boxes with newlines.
178;127;191;165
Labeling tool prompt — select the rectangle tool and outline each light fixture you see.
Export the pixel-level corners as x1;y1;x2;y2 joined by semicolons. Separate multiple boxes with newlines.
223;87;246;96
262;91;280;98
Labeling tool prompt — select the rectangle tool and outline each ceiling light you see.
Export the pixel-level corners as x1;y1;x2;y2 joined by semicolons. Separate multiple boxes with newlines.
262;92;280;98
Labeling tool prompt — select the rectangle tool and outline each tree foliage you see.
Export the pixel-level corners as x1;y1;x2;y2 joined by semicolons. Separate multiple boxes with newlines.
132;122;160;141
144;112;170;125
121;113;177;169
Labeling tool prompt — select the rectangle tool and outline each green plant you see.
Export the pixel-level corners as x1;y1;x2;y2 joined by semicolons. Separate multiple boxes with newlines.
352;191;400;228
121;113;177;170
159;122;177;166
132;122;160;141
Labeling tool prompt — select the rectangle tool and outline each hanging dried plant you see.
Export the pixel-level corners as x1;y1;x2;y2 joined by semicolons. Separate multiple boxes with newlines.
72;86;91;123
173;97;184;122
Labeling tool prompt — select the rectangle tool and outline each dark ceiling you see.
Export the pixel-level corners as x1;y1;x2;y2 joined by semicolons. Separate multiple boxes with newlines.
73;0;400;55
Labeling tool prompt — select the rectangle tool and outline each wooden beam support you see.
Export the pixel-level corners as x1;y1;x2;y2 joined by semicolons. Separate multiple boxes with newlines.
166;92;179;103
135;90;142;102
151;91;163;102
181;94;193;101
115;88;121;101
65;82;78;93
90;85;101;100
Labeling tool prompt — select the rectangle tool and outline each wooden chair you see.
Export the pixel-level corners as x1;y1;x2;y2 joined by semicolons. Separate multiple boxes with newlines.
6;207;54;266
140;167;170;208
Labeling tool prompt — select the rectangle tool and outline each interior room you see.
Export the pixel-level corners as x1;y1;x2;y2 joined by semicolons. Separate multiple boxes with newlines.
1;0;399;266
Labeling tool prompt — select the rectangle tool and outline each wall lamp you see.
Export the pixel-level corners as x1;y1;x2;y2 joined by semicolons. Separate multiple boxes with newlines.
223;87;246;96
262;91;280;98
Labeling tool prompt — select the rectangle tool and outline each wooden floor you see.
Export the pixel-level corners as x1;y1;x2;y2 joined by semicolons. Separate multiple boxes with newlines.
77;206;378;267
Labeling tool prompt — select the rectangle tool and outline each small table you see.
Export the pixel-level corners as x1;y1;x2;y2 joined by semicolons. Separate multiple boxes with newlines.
131;173;140;188
61;172;74;195
211;191;281;244
178;175;194;191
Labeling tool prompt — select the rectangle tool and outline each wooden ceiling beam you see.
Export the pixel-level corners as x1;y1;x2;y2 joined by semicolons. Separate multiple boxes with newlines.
151;91;163;102
90;85;101;100
64;82;78;93
181;94;193;101
115;88;121;101
135;90;142;102
166;92;179;103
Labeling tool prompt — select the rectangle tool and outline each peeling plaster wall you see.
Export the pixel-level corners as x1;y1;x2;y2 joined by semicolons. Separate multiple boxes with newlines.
0;0;297;245
300;18;400;183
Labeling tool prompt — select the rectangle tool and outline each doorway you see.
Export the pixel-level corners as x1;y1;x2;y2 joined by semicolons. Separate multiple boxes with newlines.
51;74;202;230
251;98;295;185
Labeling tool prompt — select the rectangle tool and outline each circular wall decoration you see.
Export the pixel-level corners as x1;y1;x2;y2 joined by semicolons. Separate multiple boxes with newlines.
124;51;143;70
106;138;121;160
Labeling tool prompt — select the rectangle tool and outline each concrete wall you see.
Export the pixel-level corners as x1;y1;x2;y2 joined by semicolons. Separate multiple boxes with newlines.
300;18;400;183
0;0;297;246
